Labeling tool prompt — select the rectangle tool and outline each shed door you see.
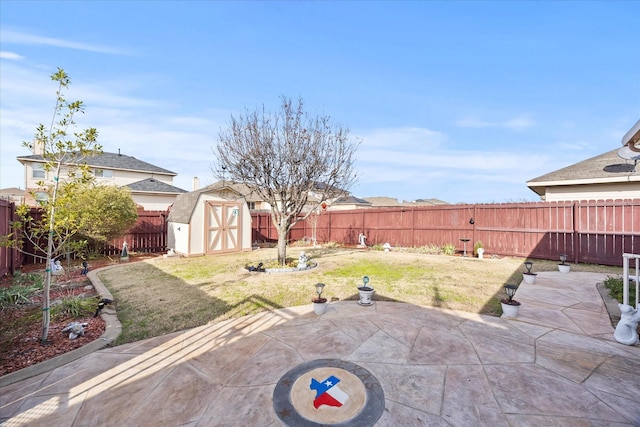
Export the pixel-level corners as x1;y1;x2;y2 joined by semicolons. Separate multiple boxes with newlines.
205;201;242;254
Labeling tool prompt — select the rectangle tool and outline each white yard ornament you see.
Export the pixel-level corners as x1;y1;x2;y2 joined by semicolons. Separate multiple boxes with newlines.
50;259;64;276
62;321;88;339
614;304;640;345
298;252;308;269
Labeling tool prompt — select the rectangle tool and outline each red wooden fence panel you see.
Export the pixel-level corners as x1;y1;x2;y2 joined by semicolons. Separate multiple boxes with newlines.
106;210;168;256
0;208;169;271
251;199;640;266
0;199;21;276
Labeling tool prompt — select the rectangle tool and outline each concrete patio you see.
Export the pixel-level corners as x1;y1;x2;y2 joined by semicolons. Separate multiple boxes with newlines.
1;271;639;426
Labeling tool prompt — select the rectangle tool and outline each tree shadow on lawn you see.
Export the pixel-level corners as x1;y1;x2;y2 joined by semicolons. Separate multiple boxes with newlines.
101;262;287;346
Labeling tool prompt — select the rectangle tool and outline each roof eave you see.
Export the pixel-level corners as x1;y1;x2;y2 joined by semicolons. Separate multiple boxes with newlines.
16;156;177;176
527;175;640;187
128;190;185;195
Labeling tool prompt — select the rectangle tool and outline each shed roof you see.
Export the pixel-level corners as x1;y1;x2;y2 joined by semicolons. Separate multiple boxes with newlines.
17;151;177;176
168;185;241;223
527;148;639;196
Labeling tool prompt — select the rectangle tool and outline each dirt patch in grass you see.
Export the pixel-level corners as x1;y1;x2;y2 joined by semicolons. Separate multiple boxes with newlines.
98;247;621;346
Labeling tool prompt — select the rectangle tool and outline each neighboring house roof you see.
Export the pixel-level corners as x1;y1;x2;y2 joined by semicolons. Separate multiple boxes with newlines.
407;198;449;206
125;178;187;194
363;197;448;207
527;148;640;197
0;187;25;203
207;181;265;202
17;151;177;176
364;197;404;207
168;185;242;224
207;180;347;202
309;181;347;195
0;187;25;197
331;196;372;206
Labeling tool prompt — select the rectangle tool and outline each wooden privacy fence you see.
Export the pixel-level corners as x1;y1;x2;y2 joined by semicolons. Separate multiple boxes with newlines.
251;199;640;267
0;199;20;276
3;199;639;273
104;210;168;257
0;205;168;273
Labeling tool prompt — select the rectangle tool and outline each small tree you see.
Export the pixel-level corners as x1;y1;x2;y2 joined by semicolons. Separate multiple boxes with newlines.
306;202;327;247
215;96;359;264
4;68;101;343
66;183;139;257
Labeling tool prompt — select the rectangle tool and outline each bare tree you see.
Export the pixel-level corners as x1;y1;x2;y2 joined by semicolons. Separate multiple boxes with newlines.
214;96;359;265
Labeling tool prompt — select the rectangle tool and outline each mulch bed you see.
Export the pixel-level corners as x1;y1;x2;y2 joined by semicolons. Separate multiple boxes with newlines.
0;253;159;377
0;279;105;376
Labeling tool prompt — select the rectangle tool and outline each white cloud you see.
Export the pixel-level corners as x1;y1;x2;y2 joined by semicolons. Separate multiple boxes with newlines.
348;125;558;202
0;60;222;192
0;51;24;60
0;28;131;55
358;127;447;150
454;115;536;130
503;116;536;130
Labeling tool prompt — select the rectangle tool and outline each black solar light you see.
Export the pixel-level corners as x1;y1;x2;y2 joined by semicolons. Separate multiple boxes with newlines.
504;284;518;303
524;262;533;274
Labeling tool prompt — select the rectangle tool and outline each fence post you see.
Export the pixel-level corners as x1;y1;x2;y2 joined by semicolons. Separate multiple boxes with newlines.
411;207;415;247
472;204;477;249
572;202;580;263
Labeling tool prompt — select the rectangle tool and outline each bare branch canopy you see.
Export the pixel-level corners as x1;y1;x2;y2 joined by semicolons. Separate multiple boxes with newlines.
214;96;359;264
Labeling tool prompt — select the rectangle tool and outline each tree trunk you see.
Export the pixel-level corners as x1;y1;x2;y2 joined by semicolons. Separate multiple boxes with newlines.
277;226;288;265
42;165;62;343
42;230;53;343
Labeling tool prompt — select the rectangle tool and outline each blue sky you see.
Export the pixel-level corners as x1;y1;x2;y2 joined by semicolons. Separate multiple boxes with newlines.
1;1;638;203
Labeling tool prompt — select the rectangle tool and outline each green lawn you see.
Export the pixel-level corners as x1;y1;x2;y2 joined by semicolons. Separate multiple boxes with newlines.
98;247;620;345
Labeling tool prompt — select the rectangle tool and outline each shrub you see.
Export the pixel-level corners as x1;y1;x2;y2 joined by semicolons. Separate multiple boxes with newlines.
12;271;44;289
0;271;44;309
52;295;100;319
371;244;384;251
604;275;637;304
442;243;456;256
417;244;442;254
473;241;484;255
0;285;35;308
290;238;312;247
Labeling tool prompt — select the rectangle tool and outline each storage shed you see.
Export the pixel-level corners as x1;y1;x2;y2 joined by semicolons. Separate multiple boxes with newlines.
167;186;252;256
